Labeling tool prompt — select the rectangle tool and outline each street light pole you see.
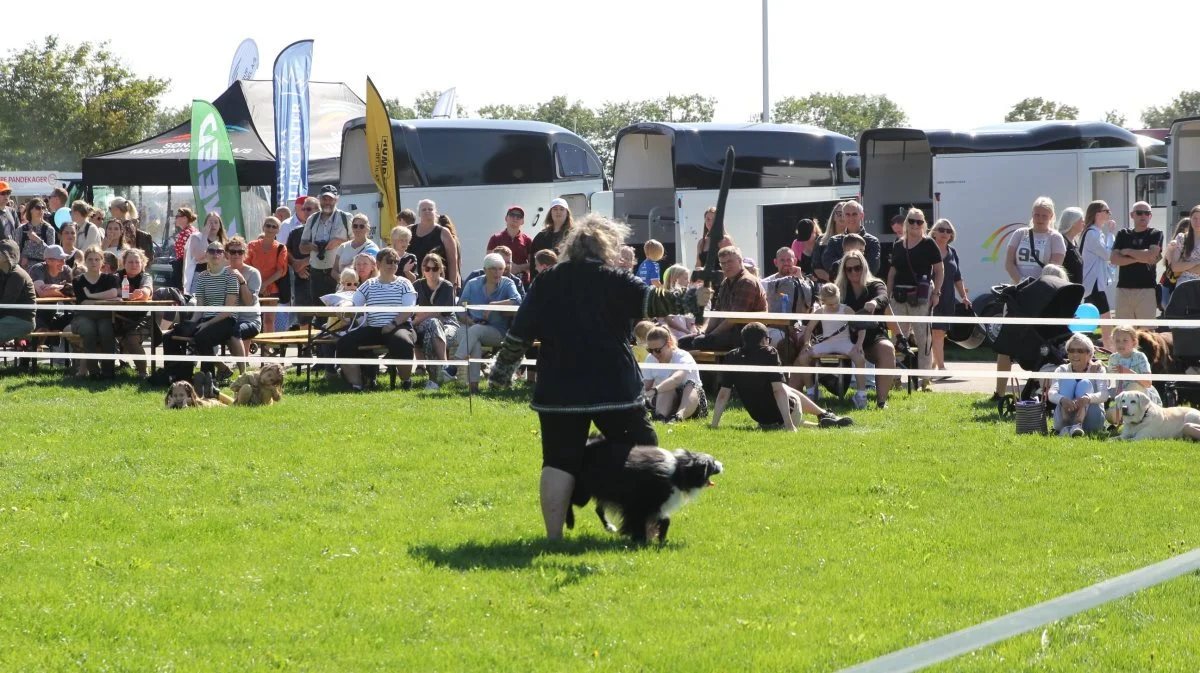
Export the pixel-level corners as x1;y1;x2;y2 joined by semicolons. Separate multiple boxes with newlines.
761;0;770;123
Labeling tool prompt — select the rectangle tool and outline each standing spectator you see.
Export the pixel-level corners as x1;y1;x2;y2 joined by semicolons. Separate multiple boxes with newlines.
1007;197;1066;283
821;200;880;277
245;216;289;333
1080;200;1117;350
71;246;120;379
811;202;846;282
1165;207;1200;284
277;196;308;243
710;322;852;431
55;225;84;269
398;208;416;226
389;224;419;282
616;245;637;272
677;246;767;351
1111;200;1162;323
486;213;710;540
762;246;803;282
47;187;69;226
454;253;522;394
114;248;154;378
121;214;155;264
790;218;821;276
0;181;17;241
636;239;664;287
274;206;292;229
437;214;464;285
694;205;735;269
17;198;56;268
408;200;460;287
333;214;379;278
184;212;228;293
887;207;944;391
487;205;533;286
101;219;129;258
299;185;351;303
335;247;418;392
929;219;970;376
413;252;459;390
164;242;239;381
224;236;262;372
68;201;102;252
876;213;906;284
170;208;198;290
530;198;574;281
282;197;317;328
0;239;35;345
85;209;107;248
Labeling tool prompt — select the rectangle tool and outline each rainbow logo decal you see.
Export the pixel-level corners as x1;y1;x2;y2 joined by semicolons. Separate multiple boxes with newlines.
980;222;1026;262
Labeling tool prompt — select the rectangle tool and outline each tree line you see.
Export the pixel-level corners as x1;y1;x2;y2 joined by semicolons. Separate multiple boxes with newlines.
3;36;1199;173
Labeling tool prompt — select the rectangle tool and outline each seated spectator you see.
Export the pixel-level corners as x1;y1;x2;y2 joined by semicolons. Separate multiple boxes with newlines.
710;322;852;430
455;252;521;394
389;225;418;281
659;264;698;340
678;246;766;352
162;242;239;382
56;224;84;269
335;247;418;392
1048;333;1109;437
632;319;656;362
834;250;895;409
413;252;460;390
353;252;379;285
464;245;527;297
114;248;154;378
29;245;75;331
338;268;360;292
642;326;706;422
1107;324;1161;420
224;237;262;374
101;251;120;275
0;240;35;345
71;246;120;379
334;214;380;278
533;248;557;274
796;283;869;409
636;239;664;287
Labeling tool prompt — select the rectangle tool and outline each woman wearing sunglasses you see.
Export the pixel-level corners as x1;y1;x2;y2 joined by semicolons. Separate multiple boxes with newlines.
929;219;970;377
1046;333;1109;437
412;252;460;390
886;207;944;391
245;216;290;332
833;249;895;409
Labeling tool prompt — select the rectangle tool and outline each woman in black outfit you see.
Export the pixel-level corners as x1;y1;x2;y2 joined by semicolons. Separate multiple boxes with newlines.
490;213;711;540
833;249;895;409
886;207;944;391
528;199;573;282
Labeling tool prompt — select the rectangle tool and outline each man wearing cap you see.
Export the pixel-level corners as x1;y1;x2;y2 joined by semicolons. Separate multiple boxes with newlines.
0;239;36;344
487;206;533;286
0;182;18;242
277;196;308;243
30;245;73;298
299;186;350;305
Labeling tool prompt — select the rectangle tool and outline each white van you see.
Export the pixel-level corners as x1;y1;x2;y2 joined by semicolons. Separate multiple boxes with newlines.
338;119;606;272
859;121;1153;295
590;122;860;275
1169;116;1200;221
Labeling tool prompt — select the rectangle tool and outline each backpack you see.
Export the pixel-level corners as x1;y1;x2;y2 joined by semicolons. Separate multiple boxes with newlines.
763;275;815;314
1026;227;1082;284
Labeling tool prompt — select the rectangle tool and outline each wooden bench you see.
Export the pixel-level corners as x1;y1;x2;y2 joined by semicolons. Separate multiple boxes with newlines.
688;350;728;364
7;331;84;371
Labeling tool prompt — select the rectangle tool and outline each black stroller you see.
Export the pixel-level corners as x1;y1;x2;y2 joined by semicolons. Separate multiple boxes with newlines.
988;275;1086;420
1161;279;1200;407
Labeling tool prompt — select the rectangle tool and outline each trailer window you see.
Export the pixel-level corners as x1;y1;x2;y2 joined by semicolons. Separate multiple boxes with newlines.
417;130;555;186
555;143;603;178
674;131;841;190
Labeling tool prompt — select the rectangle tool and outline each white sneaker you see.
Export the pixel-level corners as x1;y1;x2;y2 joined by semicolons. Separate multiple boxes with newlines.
852;391;867;410
1058;425;1072;437
1069;424;1085;438
424;380;440;391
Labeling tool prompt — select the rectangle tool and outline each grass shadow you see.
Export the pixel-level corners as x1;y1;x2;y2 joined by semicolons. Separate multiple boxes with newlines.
409;534;670;575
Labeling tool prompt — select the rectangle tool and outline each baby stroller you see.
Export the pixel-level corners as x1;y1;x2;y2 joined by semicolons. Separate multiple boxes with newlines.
989;275;1085;421
1162;279;1200;407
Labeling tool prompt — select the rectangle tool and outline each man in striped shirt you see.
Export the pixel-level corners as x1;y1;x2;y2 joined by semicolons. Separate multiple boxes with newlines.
163;242;241;381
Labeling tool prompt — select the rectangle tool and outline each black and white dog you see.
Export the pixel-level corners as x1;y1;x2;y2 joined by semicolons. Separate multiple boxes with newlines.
566;436;723;543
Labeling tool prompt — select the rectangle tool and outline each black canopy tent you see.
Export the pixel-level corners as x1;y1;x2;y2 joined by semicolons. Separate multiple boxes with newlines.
83;79;366;194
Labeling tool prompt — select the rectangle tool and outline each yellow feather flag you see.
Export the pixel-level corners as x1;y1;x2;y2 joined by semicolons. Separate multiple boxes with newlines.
365;77;398;229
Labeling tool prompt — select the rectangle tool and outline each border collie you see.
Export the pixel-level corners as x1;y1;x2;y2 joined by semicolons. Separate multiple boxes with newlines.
566;436;723;543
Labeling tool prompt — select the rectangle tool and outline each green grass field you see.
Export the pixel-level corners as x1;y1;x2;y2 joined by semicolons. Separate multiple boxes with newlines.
2;370;1199;672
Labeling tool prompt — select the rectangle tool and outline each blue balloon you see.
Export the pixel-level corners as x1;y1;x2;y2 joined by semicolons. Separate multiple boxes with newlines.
1072;303;1100;333
53;207;71;226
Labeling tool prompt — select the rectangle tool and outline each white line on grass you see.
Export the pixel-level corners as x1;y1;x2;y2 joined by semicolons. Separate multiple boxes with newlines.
836;548;1200;673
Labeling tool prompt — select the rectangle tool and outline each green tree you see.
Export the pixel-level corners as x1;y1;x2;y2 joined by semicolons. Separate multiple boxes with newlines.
771;92;908;138
1103;109;1127;127
384;89;467;120
153;104;191;134
1003;97;1079;122
0;36;170;170
1141;91;1200;128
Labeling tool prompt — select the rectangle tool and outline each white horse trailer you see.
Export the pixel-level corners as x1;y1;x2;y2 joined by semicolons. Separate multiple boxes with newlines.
591;122;860;275
339;119;606;272
859;121;1153;295
1169;116;1200;221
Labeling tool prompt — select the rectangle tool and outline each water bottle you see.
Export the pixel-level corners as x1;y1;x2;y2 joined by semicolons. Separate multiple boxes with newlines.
779;292;791;315
121;277;130;299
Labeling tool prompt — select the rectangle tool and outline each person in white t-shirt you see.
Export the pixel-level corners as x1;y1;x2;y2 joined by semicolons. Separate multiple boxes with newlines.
1005;196;1066;283
642;326;707;423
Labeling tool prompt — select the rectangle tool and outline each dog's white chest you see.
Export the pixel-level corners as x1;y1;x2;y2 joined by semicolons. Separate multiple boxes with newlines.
657;487;701;520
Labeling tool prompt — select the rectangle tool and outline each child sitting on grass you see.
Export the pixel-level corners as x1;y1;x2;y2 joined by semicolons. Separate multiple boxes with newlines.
1106;324;1161;425
796;283;870;409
